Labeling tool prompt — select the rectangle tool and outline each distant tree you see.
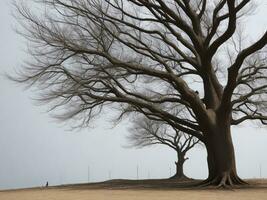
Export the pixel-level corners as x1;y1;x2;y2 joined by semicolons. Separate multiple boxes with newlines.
12;0;267;187
127;116;199;179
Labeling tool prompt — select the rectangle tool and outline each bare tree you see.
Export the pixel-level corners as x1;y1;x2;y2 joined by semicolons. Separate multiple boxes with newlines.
12;0;267;187
127;116;199;179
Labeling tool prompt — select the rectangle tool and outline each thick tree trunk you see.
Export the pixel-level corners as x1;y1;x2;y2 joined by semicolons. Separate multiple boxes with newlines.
203;115;246;187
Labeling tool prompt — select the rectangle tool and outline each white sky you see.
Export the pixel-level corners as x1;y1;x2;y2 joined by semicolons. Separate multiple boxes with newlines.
0;0;267;190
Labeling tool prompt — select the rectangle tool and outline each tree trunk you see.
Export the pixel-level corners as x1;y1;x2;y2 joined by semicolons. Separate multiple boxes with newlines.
170;152;188;180
203;115;246;187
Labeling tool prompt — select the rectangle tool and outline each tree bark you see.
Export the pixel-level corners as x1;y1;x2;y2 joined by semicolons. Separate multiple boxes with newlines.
170;152;188;180
202;114;246;187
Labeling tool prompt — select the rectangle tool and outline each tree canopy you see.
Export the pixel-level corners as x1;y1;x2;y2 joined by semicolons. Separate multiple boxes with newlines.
13;0;267;188
127;116;199;179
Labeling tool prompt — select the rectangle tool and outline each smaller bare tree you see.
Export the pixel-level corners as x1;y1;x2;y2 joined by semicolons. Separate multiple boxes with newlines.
127;116;200;180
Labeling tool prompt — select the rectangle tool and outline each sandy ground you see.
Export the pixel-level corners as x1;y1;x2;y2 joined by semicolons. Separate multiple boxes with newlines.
1;187;267;200
1;180;267;200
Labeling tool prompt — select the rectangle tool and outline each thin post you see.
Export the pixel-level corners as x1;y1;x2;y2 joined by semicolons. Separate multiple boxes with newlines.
109;170;111;180
260;164;262;178
88;166;90;183
136;165;139;180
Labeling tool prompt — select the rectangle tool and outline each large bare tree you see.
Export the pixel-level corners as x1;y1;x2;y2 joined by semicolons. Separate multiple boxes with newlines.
12;0;267;187
127;116;199;179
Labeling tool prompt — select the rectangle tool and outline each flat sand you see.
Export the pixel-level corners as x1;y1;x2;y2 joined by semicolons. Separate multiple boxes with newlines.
1;179;267;200
1;188;267;200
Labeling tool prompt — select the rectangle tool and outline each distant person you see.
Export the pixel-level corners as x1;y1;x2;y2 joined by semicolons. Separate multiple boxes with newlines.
46;181;48;187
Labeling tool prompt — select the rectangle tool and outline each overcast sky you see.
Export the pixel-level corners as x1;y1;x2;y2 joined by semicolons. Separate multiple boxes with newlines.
0;0;267;190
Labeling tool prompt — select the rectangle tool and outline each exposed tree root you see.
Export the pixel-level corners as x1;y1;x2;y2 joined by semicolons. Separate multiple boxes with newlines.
231;175;248;185
169;174;189;180
195;172;248;189
216;172;233;189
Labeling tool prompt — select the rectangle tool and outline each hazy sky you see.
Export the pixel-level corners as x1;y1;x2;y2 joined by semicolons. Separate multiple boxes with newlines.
0;0;267;190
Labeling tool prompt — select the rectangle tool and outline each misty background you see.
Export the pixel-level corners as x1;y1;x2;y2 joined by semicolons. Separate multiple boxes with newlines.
0;0;267;190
